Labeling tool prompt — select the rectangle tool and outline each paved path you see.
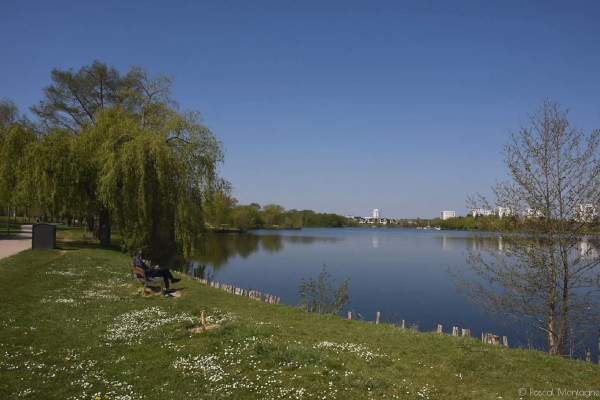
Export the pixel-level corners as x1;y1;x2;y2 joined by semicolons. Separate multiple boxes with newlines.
0;225;32;260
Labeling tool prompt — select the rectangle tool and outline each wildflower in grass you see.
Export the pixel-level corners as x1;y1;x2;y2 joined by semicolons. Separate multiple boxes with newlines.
314;341;384;361
103;307;196;344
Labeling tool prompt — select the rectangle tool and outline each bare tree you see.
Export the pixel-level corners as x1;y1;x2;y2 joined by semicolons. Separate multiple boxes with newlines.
465;100;600;356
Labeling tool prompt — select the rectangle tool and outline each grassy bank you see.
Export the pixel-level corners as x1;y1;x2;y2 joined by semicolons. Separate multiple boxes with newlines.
0;243;598;399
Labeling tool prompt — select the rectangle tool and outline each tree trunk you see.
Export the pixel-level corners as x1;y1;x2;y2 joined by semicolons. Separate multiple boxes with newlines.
95;207;111;247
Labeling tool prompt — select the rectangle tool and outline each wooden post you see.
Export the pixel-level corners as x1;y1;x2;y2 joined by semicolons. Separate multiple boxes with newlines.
437;324;443;333
452;326;459;336
482;332;485;342
376;311;380;324
201;311;206;332
492;335;500;345
503;336;508;347
461;329;470;338
585;348;591;363
348;311;352;320
401;320;406;329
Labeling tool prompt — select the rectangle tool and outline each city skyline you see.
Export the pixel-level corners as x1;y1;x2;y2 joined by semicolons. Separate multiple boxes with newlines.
2;1;600;218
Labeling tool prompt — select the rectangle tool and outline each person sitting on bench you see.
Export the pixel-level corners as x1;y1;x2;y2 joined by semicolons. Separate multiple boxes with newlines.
133;250;181;292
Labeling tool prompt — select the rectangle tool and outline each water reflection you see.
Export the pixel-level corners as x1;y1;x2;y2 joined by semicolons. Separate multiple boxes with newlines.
372;236;379;249
176;231;600;273
577;237;599;260
174;231;342;273
439;233;505;252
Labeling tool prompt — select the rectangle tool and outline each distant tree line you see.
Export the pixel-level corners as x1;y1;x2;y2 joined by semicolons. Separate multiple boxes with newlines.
0;61;225;258
343;215;600;233
204;197;346;230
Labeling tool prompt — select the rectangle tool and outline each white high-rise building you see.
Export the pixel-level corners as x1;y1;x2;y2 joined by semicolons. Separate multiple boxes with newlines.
372;209;380;220
497;207;512;219
576;204;597;222
470;208;494;217
441;211;455;220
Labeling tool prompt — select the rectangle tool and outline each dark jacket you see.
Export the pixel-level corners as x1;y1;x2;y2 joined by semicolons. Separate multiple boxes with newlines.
133;255;152;272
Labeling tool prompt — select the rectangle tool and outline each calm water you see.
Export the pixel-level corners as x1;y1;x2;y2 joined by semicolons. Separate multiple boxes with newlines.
183;227;598;357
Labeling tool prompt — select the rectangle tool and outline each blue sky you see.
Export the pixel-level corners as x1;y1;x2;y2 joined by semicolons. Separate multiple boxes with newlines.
2;0;600;218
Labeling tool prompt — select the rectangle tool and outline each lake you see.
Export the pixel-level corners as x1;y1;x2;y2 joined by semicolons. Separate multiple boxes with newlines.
182;227;598;357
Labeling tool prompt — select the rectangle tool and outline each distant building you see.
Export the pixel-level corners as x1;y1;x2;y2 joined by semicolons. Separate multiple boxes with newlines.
575;204;598;222
470;208;494;217
372;209;380;220
496;207;512;219
523;208;543;218
440;210;455;220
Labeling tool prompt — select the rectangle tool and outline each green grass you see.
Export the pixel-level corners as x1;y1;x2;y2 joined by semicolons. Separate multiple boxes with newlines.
0;241;598;399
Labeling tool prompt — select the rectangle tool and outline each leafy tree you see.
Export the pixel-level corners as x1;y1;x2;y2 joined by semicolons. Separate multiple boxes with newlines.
299;264;350;315
21;129;77;221
203;182;236;229
0;124;37;219
465;101;600;356
88;106;223;255
31;61;124;133
260;204;285;226
0;98;20;130
280;209;302;229
229;205;260;231
26;61;225;254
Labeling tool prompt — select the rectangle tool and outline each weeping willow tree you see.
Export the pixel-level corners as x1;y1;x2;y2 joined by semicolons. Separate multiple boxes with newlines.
87;107;223;256
0;123;37;221
465;101;600;356
21;61;225;256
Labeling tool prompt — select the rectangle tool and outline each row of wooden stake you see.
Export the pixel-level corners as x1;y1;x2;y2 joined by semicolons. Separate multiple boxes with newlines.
196;277;281;304
194;277;596;364
350;311;510;347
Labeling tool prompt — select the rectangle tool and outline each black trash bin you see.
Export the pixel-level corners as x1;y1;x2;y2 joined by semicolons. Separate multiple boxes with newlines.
32;224;56;250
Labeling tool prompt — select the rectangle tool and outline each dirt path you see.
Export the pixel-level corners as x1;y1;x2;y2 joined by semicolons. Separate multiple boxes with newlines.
0;225;32;260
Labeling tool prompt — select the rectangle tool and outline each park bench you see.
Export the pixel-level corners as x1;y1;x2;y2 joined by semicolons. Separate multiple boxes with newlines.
130;264;165;295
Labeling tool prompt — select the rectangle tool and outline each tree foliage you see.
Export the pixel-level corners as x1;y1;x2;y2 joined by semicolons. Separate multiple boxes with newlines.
0;124;37;210
464;101;600;356
0;98;20;130
3;61;225;257
299;264;350;315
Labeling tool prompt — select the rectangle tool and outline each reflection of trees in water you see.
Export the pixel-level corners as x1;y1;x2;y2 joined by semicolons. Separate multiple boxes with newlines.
260;235;283;252
177;232;343;270
187;262;210;280
192;233;261;267
259;234;341;253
